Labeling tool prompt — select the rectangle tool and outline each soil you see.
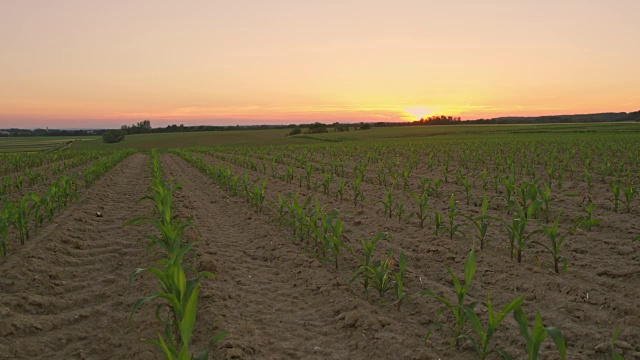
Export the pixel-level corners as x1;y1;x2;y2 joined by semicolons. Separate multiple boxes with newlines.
0;154;158;359
0;150;638;360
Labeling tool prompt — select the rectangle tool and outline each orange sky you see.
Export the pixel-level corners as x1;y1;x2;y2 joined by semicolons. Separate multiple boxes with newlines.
1;1;639;128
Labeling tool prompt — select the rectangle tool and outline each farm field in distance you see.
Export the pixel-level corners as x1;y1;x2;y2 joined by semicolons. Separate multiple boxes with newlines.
0;123;639;359
0;136;93;153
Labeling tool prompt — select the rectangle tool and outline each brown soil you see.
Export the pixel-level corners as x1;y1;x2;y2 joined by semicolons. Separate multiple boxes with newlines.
0;151;637;360
0;154;158;359
161;154;438;359
185;151;640;359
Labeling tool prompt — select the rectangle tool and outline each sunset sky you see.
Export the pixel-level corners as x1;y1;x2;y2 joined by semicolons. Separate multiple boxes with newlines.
1;0;639;128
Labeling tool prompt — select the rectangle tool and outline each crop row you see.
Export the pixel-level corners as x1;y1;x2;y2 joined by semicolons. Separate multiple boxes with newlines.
166;149;624;359
0;150;135;256
0;150;110;198
187;149;622;276
0;149;92;177
127;150;225;359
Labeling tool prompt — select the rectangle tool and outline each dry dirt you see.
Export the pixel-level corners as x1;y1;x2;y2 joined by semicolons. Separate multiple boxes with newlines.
0;151;638;359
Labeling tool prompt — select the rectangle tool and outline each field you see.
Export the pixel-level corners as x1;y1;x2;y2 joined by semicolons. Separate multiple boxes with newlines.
0;124;639;359
0;137;94;153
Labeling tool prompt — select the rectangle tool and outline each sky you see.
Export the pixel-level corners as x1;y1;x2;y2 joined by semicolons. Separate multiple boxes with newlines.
1;0;639;128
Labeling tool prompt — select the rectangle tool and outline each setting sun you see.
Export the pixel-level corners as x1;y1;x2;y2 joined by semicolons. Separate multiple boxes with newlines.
403;106;436;121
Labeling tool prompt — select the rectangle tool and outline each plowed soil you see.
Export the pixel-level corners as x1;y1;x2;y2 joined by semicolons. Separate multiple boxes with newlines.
1;151;638;360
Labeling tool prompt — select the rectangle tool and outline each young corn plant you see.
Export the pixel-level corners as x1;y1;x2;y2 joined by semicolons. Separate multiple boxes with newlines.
392;252;407;309
433;211;444;236
379;190;394;218
0;199;11;256
502;177;517;213
318;209;351;269
351;232;389;299
413;191;431;229
394;197;413;224
321;173;333;195
130;244;223;360
460;176;472;205
609;182;621;212
513;307;566;360
29;193;46;230
533;212;599;273
443;194;467;240
464;194;492;250
609;327;625;360
420;249;478;349
352;174;365;207
336;179;346;201
249;179;267;213
430;178;443;197
272;193;290;227
621;181;637;213
370;249;396;299
582;168;594;192
461;292;524;360
503;201;542;263
579;201;602;231
10;196;31;245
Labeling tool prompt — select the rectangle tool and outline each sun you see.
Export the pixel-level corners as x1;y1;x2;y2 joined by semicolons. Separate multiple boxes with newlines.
403;106;435;121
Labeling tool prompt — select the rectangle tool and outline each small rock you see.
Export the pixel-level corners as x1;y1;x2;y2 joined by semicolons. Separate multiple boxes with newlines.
617;246;634;255
96;212;103;217
616;340;632;350
225;348;243;359
595;342;609;353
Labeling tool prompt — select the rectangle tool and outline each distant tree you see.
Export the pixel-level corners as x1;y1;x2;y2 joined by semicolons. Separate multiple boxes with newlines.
359;123;372;130
287;127;302;136
306;122;328;134
121;120;152;134
102;129;126;143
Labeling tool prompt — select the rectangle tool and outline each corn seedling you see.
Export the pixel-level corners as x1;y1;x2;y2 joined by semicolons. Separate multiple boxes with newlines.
434;211;443;236
351;232;389;299
513;307;566;360
379;190;394;218
321;173;333;195
413;191;431;229
392;252;406;309
370;249;395;298
394;197;413;224
579;201;602;231
583;169;594;192
249;179;267;213
460;176;472;205
609;182;621;212
609;327;625;360
352;174;365;208
10;196;31;245
461;292;524;359
317;209;351;269
420;249;478;349
130;244;223;360
336;179;346;201
533;212;599;273
0;199;11;256
503;201;542;263
621;181;637;213
443;194;467;240
464;194;492;250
